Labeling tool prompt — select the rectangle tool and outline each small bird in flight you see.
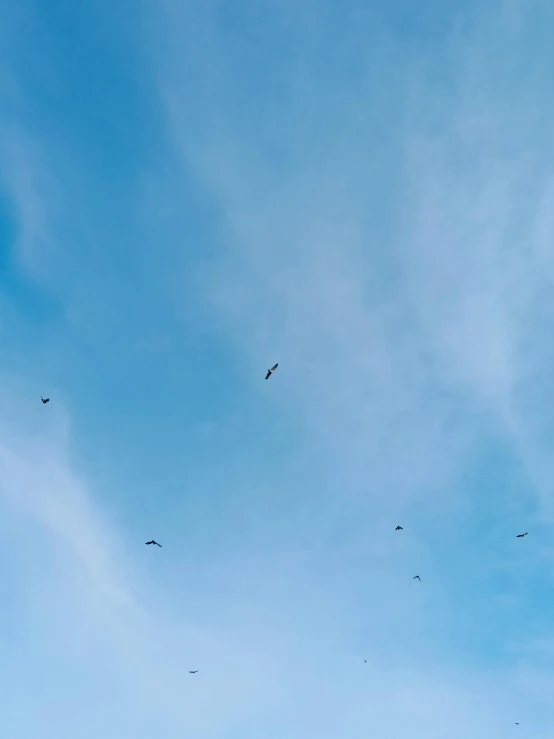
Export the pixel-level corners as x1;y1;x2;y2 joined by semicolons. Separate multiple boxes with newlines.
189;670;199;674
265;363;278;380
516;532;528;538
145;540;162;547
363;659;367;663
395;525;403;531
413;575;421;581
515;723;519;725
41;396;50;404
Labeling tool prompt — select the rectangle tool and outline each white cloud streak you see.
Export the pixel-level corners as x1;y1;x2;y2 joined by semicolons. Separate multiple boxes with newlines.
1;0;554;736
147;0;554;734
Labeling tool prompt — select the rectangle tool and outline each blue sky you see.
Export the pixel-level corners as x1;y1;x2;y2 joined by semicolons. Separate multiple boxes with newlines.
1;0;554;736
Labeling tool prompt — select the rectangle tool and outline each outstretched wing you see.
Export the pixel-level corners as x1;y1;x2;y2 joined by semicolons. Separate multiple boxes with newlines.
156;541;162;547
265;371;271;380
145;541;154;545
271;363;278;372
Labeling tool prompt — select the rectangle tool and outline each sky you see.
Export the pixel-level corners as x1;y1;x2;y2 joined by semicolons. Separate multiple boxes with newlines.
1;0;554;736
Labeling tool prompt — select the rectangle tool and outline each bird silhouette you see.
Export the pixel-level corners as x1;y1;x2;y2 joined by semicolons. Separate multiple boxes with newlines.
516;533;528;538
265;363;278;380
189;670;199;674
145;540;162;547
363;659;367;663
395;525;403;531
41;397;50;404
413;575;421;581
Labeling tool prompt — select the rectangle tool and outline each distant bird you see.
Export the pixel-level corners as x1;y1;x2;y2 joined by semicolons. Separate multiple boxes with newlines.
189;670;199;674
265;363;278;380
516;532;528;538
145;540;162;547
515;723;519;725
395;525;403;531
413;575;421;581
363;659;367;663
41;396;50;404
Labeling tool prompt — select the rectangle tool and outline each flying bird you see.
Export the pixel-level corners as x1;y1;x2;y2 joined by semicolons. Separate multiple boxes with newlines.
516;533;528;538
189;670;199;674
515;723;519;726
265;363;278;380
363;659;367;663
413;575;421;581
41;396;50;404
145;540;162;547
395;525;403;531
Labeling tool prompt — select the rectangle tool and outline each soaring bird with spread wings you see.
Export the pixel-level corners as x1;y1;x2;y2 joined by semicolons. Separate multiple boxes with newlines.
516;532;528;538
189;670;199;674
395;525;403;531
145;540;162;547
265;363;278;380
413;575;421;581
41;396;50;404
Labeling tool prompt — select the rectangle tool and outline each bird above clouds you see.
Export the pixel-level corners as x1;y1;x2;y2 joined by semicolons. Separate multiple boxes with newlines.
265;363;278;380
395;525;403;531
145;540;162;547
41;396;50;404
516;532;528;538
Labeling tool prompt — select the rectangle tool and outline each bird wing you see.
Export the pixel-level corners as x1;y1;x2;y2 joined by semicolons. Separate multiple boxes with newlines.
265;371;271;379
156;542;162;547
145;541;153;545
271;363;278;371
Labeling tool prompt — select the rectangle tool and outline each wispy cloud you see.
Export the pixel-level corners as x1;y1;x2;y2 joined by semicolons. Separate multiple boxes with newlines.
148;0;554;733
153;0;554;507
0;391;298;738
0;127;59;282
1;0;554;736
1;400;542;739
